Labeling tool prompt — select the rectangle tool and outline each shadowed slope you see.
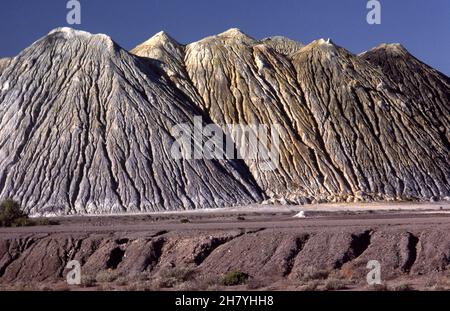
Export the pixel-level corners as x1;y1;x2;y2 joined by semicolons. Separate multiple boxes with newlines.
135;31;449;203
360;44;450;147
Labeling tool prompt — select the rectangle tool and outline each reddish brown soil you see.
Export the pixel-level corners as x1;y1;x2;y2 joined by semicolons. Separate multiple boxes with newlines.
0;206;449;291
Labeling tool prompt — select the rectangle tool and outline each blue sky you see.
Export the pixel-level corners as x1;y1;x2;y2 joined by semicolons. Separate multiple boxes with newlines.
0;0;449;75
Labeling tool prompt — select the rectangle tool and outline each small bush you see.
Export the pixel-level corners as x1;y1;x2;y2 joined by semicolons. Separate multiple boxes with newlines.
180;218;190;224
182;275;218;291
0;199;33;227
220;271;249;286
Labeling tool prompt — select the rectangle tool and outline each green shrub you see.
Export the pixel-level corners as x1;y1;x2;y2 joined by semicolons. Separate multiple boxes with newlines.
220;271;249;286
167;268;195;283
0;199;33;227
0;199;59;227
180;218;190;224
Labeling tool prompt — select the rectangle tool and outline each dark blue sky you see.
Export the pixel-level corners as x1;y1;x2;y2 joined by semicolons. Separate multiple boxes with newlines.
1;0;449;75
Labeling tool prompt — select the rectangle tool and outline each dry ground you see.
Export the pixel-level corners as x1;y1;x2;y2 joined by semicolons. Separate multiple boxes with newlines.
0;202;449;291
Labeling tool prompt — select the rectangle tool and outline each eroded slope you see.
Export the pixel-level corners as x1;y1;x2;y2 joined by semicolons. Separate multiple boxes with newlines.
360;44;450;146
0;28;448;214
134;30;449;203
0;28;262;215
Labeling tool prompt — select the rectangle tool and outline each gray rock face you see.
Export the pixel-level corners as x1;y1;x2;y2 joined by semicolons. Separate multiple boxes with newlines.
0;28;261;215
0;27;449;214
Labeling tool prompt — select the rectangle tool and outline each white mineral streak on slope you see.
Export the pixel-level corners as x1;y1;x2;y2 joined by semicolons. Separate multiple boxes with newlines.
317;38;333;46
1;81;9;92
254;53;267;75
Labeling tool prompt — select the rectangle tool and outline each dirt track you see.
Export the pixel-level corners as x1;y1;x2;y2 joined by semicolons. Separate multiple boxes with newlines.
0;203;449;291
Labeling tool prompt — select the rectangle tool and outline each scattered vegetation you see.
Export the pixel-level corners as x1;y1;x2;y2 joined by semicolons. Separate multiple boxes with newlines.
96;270;120;283
0;199;59;227
162;267;195;282
180;275;218;291
180;218;191;224
157;267;196;288
114;276;130;287
81;275;97;288
220;271;249;286
123;281;158;291
0;199;33;227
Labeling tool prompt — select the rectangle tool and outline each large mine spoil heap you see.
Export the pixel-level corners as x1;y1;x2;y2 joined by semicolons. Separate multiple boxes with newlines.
0;27;448;215
0;28;449;291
